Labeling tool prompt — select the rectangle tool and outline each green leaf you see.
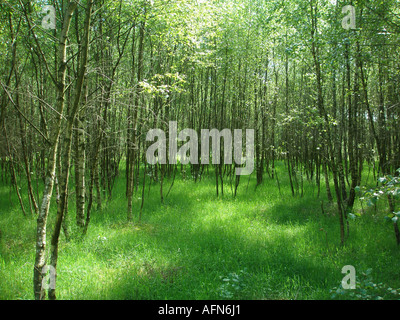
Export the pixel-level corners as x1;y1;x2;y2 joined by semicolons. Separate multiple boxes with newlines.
348;213;357;220
367;197;378;206
378;177;387;183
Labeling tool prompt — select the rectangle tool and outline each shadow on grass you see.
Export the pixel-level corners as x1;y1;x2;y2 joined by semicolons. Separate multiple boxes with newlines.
73;180;339;300
84;225;337;300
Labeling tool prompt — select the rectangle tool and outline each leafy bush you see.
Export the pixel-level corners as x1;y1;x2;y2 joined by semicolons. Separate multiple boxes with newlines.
218;269;249;299
353;169;400;244
360;169;400;207
330;268;400;300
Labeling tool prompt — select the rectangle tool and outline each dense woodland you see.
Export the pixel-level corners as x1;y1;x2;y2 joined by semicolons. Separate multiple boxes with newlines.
0;0;400;300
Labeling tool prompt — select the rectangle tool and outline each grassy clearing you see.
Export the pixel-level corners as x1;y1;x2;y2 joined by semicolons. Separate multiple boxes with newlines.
1;162;400;300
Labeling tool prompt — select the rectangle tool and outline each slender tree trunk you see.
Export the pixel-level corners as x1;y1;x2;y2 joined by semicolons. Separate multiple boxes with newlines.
33;2;78;300
74;112;86;228
128;17;146;221
48;0;93;300
323;160;333;202
310;0;345;245
4;123;26;217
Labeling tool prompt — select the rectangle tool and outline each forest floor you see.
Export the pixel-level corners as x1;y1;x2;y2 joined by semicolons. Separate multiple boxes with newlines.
1;162;400;300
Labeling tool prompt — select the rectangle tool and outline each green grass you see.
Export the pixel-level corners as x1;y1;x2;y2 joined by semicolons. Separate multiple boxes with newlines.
1;162;400;300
